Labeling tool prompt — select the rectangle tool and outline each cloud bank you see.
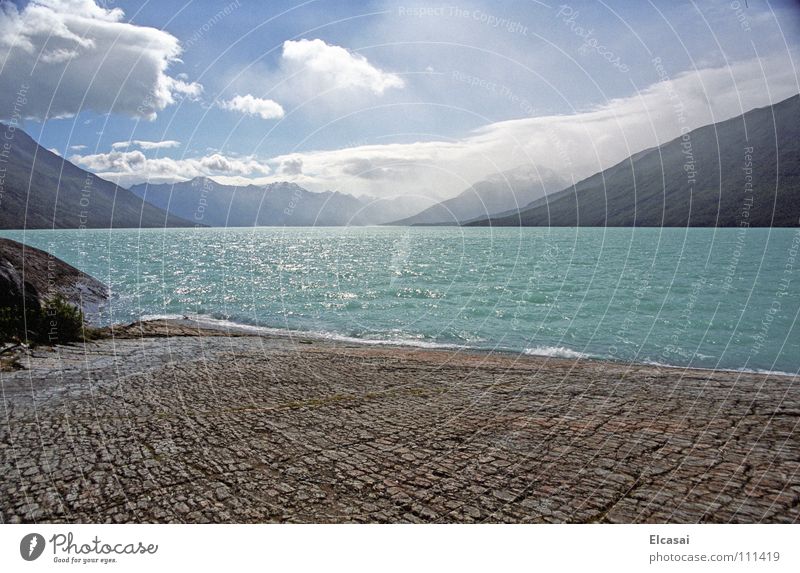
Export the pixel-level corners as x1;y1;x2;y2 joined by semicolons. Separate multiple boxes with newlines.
70;149;270;185
112;140;181;151
262;53;799;198
0;0;201;120
67;54;798;194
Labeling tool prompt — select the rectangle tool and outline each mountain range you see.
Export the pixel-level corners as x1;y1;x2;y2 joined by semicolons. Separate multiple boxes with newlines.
467;94;800;227
389;166;569;226
129;178;429;226
0;126;192;229
2;94;798;230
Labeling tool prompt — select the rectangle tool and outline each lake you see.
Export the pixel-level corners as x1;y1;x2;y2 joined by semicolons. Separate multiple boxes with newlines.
2;226;797;374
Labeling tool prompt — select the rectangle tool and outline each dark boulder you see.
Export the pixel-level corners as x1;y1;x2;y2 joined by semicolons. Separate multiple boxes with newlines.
0;238;107;342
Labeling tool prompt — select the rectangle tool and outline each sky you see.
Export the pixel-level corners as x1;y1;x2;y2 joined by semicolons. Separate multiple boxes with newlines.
1;0;799;200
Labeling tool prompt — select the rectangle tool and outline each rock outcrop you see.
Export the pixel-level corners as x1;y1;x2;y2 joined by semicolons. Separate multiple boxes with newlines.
0;238;107;336
1;329;797;523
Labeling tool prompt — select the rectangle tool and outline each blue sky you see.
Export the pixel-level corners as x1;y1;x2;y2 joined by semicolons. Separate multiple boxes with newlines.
1;0;798;198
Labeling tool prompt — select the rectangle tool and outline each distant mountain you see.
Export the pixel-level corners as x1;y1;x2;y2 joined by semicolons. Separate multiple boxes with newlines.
0;126;193;229
389;166;569;226
469;95;800;227
130;178;428;226
358;194;436;224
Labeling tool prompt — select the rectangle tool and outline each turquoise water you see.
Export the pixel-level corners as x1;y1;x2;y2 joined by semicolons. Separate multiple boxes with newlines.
2;227;798;374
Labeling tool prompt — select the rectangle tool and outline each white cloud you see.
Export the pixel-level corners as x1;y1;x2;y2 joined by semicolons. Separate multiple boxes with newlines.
280;39;405;97
278;157;303;176
111;140;182;150
69;149;271;186
0;0;202;120
69;144;87;151
219;94;285;120
169;78;203;99
137;140;182;150
256;53;799;199
67;55;798;197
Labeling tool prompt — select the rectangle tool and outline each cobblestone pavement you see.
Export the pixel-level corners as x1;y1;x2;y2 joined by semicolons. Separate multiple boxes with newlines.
1;329;798;523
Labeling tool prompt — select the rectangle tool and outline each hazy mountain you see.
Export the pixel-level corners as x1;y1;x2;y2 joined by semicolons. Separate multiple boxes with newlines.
468;95;800;227
130;178;429;226
0;126;193;229
388;166;569;226
357;194;436;224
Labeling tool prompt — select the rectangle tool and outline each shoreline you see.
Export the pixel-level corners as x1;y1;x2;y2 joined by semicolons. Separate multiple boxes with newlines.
103;316;799;379
2;318;798;523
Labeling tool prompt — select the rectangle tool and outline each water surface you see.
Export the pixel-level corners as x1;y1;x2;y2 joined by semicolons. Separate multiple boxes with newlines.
3;227;797;374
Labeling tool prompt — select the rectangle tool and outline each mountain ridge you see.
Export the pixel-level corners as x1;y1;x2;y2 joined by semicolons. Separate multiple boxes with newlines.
388;166;569;226
130;177;427;226
467;95;800;227
0;126;194;229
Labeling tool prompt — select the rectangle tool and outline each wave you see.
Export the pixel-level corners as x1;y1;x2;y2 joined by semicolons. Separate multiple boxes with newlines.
152;313;468;351
523;346;591;359
136;314;797;377
140;313;188;322
640;359;797;378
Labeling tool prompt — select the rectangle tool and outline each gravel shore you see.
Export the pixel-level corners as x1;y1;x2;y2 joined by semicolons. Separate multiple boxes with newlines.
1;319;798;523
